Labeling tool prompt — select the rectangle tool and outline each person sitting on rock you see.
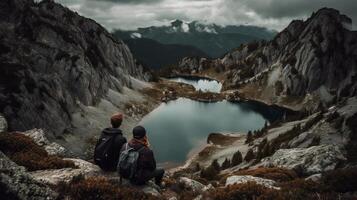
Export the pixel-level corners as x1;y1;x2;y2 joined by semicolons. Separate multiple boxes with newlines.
119;125;164;186
94;113;127;171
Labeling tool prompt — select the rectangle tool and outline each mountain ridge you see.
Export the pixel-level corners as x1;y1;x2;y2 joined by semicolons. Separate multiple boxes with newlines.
113;20;277;58
123;37;209;69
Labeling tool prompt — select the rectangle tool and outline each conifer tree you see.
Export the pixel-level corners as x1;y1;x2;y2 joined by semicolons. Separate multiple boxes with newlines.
244;148;255;162
221;158;231;170
231;150;243;166
245;131;253;144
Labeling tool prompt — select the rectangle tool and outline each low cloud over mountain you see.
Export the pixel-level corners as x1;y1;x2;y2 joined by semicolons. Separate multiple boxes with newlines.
56;0;357;31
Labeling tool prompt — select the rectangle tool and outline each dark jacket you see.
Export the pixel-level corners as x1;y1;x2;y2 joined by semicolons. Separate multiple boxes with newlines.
100;128;127;170
123;139;156;184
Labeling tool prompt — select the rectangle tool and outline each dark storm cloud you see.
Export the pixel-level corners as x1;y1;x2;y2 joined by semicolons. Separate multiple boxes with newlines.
245;0;357;21
94;0;162;4
56;0;357;30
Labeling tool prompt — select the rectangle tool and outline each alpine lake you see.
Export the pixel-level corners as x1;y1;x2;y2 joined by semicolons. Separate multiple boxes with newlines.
140;77;284;167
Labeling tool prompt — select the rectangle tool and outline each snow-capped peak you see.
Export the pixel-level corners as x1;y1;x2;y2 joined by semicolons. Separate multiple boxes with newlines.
130;32;142;39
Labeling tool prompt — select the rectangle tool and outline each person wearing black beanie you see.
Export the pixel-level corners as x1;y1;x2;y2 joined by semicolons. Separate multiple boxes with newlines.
120;125;165;186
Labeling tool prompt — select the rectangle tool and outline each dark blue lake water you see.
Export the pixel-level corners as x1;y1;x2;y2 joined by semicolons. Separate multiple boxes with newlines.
140;98;282;167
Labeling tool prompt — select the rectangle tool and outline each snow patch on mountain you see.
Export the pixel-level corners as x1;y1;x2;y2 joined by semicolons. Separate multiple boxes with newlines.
131;32;142;38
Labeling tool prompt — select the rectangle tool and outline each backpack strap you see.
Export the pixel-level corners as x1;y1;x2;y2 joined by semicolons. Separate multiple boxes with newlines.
125;143;129;150
136;146;145;153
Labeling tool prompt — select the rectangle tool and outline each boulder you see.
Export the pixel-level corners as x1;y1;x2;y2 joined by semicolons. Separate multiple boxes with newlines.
260;145;346;175
178;177;206;193
0;151;56;200
29;158;101;185
225;175;279;189
21;129;66;156
0;114;7;133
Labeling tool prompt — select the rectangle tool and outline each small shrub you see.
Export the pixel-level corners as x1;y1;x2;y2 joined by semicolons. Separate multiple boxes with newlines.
321;167;357;193
0;133;75;171
244;149;255;162
211;159;220;171
231;150;243;166
201;165;219;180
346;113;357;162
275;81;284;95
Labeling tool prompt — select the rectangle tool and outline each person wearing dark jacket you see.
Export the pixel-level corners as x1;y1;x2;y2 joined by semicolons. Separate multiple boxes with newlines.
95;113;127;171
124;125;164;186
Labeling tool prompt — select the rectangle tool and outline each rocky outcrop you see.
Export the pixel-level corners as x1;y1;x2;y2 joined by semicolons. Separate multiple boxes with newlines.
178;8;357;104
0;151;56;200
20;129;66;156
178;177;206;193
29;158;101;185
0;114;7;133
259;145;346;175
225;175;279;189
0;0;148;137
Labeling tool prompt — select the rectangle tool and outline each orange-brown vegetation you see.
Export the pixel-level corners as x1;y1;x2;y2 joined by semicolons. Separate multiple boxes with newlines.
57;176;160;200
232;168;298;182
321;167;357;193
210;182;274;200
212;167;357;200
208;179;344;200
0;132;75;171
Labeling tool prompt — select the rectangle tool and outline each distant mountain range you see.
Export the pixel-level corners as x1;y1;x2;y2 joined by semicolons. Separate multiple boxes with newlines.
123;38;209;69
113;20;277;68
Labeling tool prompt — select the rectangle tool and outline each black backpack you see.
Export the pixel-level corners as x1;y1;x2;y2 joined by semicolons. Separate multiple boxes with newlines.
94;134;119;171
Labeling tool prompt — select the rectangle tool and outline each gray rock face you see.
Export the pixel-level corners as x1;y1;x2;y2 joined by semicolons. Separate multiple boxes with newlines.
260;145;346;175
21;129;66;156
178;177;206;193
29;158;101;185
0;114;7;133
0;0;147;137
0;151;56;200
225;175;279;190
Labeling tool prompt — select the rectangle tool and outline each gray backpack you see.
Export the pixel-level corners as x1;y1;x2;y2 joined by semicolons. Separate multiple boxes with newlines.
118;143;144;181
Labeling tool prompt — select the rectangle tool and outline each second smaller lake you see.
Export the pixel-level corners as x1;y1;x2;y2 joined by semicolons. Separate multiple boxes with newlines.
169;76;222;93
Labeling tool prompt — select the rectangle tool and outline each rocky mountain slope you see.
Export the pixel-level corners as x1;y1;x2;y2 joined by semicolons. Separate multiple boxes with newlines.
0;0;151;139
176;8;357;110
1;1;357;199
123;38;209;69
113;20;276;58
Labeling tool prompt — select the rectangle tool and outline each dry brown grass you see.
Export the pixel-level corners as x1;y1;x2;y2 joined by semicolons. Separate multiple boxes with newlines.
0;132;76;171
219;167;298;184
57;176;160;200
209;182;274;200
232;167;298;182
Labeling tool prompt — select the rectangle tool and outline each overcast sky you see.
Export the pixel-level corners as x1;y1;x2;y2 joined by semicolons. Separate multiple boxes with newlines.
56;0;357;31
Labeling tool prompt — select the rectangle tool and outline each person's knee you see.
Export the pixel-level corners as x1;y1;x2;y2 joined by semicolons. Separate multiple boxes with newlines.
158;168;165;176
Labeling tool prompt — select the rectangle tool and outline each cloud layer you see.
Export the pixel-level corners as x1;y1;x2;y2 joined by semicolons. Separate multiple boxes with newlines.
56;0;357;31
